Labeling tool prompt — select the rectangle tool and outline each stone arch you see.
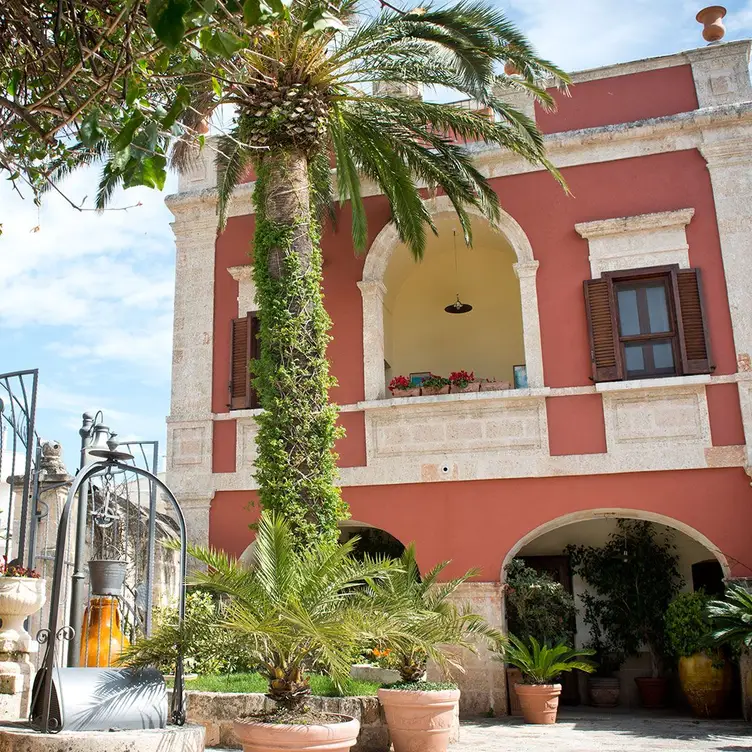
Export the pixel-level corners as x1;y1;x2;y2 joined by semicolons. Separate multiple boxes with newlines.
359;196;543;399
500;508;731;583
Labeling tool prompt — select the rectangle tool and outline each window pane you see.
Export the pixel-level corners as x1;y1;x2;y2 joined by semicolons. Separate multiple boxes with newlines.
617;288;640;336
646;284;670;333
624;343;645;374
652;341;674;370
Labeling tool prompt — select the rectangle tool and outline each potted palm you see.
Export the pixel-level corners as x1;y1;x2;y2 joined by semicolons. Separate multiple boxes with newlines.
666;591;732;717
123;511;397;752
497;635;595;724
369;546;501;752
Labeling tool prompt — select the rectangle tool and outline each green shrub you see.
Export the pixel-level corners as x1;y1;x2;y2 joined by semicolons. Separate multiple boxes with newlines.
666;591;713;658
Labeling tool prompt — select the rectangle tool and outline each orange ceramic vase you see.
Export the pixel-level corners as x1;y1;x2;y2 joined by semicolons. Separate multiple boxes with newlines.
80;596;130;667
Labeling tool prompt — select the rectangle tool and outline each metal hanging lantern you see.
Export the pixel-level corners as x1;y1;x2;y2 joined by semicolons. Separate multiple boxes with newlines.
444;229;473;314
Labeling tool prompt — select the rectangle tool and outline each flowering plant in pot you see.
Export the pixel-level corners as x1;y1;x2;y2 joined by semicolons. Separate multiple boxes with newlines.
389;375;420;398
496;635;595;724
666;591;731;718
126;511;398;752
0;558;44;650
449;371;479;394
366;545;501;752
420;375;450;396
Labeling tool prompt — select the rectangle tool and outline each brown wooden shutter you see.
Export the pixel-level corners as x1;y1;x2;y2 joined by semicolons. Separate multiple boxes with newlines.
249;313;260;409
229;315;251;409
584;278;623;382
674;268;713;375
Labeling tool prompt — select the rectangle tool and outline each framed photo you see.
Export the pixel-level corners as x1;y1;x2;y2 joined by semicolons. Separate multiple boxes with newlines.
409;372;431;386
513;365;528;389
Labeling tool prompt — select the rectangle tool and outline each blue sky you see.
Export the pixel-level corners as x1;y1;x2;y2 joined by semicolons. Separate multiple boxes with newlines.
2;0;752;472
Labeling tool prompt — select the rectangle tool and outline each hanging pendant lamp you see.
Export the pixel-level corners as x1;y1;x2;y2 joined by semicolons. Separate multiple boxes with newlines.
444;229;473;314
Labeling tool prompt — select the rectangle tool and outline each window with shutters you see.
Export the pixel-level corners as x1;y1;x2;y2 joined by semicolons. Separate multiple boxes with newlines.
229;312;260;409
583;265;712;383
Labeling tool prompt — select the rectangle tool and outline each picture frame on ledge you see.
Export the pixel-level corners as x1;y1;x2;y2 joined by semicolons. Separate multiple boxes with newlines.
513;365;528;389
409;372;431;387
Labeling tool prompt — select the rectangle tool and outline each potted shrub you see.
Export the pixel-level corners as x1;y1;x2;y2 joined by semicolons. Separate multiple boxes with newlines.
124;512;397;752
389;375;420;398
584;638;622;708
449;371;479;394
419;374;450;396
369;546;500;752
0;559;44;651
503;559;577;714
666;591;732;717
497;635;595;724
567;520;683;709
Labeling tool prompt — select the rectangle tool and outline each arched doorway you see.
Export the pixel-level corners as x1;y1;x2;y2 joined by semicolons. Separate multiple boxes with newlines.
339;520;406;561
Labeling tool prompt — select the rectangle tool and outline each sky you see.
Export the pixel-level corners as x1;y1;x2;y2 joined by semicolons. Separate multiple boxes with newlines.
2;0;752;474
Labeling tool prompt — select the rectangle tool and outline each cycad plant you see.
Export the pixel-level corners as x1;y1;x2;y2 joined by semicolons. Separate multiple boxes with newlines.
93;1;568;548
365;544;502;684
122;511;398;714
498;634;596;685
708;584;752;649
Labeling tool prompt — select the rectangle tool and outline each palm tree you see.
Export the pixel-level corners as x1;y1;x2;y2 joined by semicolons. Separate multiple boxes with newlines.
708;584;752;649
102;1;569;548
364;544;503;682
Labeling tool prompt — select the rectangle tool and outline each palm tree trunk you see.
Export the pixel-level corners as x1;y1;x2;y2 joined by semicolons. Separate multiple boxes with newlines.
251;150;346;549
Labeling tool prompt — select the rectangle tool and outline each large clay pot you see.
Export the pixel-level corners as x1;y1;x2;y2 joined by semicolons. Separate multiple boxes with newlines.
80;596;130;667
234;714;359;752
506;667;524;716
679;652;733;718
588;676;621;708
379;687;459;752
635;676;668;709
515;683;562;724
0;577;45;651
696;6;726;42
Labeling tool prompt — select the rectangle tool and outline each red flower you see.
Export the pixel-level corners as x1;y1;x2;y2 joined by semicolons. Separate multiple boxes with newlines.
389;375;411;393
449;370;475;385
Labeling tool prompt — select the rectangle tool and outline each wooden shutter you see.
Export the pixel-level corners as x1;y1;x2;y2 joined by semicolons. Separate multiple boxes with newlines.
674;268;713;374
584;278;623;382
229;315;251;409
248;313;260;409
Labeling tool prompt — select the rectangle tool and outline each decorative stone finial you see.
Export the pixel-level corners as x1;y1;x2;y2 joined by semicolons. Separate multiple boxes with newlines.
696;6;727;43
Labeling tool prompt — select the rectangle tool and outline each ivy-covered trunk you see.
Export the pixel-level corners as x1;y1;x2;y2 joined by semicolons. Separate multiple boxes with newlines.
251;150;347;549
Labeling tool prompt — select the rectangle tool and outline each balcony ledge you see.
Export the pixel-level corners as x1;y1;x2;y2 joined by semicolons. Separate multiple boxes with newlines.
595;374;711;393
356;387;551;411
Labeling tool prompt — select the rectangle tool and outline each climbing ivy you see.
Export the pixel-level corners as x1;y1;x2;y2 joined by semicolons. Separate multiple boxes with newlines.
249;158;348;549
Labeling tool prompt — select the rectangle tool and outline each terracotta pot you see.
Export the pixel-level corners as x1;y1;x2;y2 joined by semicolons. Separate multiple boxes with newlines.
588;676;621;708
506;667;524;716
679;652;733;718
0;577;45;651
480;380;511;392
514;683;561;724
379;687;459;752
391;388;421;398
233;714;359;752
421;385;449;396
450;382;480;394
696;6;727;42
635;676;669;709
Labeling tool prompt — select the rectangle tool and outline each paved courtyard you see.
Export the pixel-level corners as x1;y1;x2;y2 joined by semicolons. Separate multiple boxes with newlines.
452;710;752;752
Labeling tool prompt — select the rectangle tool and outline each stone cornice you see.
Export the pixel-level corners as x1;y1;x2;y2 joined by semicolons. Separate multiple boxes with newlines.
575;208;695;239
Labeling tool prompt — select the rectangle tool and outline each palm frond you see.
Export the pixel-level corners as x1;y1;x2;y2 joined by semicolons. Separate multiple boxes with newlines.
215;131;252;230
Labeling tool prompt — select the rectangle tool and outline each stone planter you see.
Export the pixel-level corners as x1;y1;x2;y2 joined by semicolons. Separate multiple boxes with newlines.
678;653;732;718
421;385;449;396
0;577;45;651
480;380;511;392
350;664;401;685
234;714;359;752
449;383;480;394
588;676;620;708
515;683;561;724
390;388;421;398
378;687;459;752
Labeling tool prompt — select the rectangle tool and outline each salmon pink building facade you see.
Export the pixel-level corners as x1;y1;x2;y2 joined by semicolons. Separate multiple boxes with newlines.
166;39;752;714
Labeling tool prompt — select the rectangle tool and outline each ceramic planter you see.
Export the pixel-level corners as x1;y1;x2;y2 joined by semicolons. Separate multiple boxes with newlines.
233;714;359;752
514;683;561;724
88;559;128;596
480;380;511;392
378;687;459;752
635;676;668;709
696;6;726;42
588;676;621;708
449;382;480;394
679;652;732;718
391;388;421;398
0;577;45;650
421;385;449;396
